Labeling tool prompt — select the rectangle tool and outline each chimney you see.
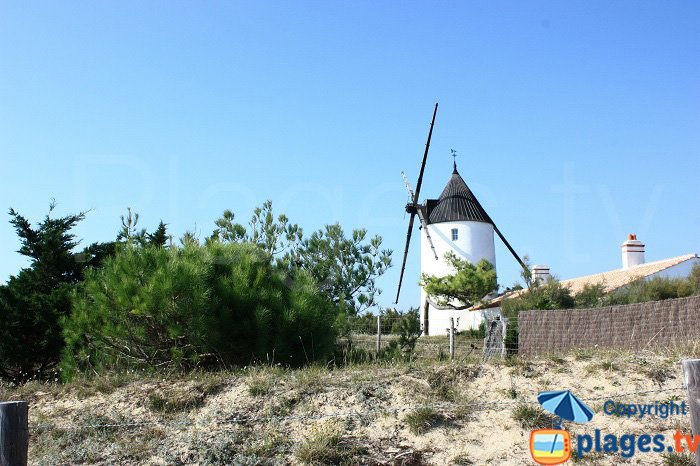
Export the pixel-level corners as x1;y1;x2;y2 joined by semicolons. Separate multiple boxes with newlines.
532;264;551;283
621;234;645;269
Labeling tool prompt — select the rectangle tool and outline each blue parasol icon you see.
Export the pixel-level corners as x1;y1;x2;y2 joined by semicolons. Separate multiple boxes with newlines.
537;390;594;424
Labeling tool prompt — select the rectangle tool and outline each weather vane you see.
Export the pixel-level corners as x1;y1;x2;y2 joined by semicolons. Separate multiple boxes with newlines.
451;149;457;169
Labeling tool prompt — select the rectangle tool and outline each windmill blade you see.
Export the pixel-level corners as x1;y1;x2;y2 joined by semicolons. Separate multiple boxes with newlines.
412;102;438;205
395;213;416;303
401;172;416;199
402;172;437;259
416;208;438;260
492;222;529;274
395;103;439;304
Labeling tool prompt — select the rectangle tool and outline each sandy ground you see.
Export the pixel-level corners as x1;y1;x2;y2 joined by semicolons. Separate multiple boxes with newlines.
4;350;693;465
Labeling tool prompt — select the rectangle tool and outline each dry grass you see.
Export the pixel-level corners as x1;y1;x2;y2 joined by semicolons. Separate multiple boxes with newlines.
405;407;445;434
1;347;693;465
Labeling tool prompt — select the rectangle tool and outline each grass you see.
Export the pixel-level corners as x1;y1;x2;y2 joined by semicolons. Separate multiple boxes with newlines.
248;376;272;396
11;346;697;465
548;355;566;365
148;386;205;414
663;452;695;466
32;410;132;464
293;365;328;395
266;395;299;417
584;359;621;375
405;407;445;434
246;430;289;458
573;348;595;361
451;453;474;465
453;403;476;422
295;423;366;465
424;363;480;402
148;372;229;414
507;375;518;399
645;363;674;386
511;404;555;430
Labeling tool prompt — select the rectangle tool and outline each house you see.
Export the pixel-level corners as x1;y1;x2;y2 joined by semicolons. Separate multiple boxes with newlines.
484;235;700;316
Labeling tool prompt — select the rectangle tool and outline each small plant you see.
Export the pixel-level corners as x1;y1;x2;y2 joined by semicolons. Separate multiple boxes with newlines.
663;452;695;466
454;403;475;422
432;381;456;402
573;349;594;361
293;366;327;395
405;407;444;434
451;454;474;465
295;423;365;464
646;364;673;387
512;404;555;429
245;430;289;458
247;377;271;397
507;376;518;399
265;395;299;418
503;355;524;367
148;388;204;414
585;359;620;375
549;355;566;365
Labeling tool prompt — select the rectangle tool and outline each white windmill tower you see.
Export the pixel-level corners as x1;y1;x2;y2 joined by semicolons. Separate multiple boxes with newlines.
395;103;529;335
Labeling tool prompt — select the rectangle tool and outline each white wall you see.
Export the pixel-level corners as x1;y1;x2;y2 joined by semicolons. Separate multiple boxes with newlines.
648;257;700;281
419;220;496;334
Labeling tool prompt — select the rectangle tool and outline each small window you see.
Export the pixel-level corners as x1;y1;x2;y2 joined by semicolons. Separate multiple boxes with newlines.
451;228;458;241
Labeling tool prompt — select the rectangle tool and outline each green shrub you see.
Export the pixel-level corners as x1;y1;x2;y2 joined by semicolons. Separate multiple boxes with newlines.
606;274;699;305
61;242;339;378
574;283;607;308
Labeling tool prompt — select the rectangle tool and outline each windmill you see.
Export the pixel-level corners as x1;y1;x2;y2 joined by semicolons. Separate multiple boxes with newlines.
395;103;530;334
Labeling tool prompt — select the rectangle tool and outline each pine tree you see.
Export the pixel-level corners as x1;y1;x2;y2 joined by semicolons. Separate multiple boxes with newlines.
0;203;110;380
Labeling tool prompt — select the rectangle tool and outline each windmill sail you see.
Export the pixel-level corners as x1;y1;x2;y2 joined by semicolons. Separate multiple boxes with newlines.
395;103;438;304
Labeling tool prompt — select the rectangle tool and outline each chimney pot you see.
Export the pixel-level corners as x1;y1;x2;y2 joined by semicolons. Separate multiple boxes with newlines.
532;264;551;283
621;235;645;269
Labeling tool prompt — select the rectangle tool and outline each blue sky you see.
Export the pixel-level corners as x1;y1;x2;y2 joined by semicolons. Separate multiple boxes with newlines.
1;1;698;311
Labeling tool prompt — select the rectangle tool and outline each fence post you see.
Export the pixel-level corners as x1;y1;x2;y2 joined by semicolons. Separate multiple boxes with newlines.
0;401;28;466
376;315;381;356
683;359;700;466
449;317;455;361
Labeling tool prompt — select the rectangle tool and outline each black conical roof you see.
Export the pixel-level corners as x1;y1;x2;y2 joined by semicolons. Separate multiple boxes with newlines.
427;164;493;225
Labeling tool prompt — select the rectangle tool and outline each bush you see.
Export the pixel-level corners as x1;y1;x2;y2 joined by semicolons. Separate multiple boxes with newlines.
502;280;575;318
61;242;339;378
606;274;699;305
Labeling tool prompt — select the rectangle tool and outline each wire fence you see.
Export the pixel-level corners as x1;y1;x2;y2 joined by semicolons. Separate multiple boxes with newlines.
346;295;700;361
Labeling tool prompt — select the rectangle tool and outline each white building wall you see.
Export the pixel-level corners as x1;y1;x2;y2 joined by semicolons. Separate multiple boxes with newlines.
647;258;700;281
419;220;496;335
